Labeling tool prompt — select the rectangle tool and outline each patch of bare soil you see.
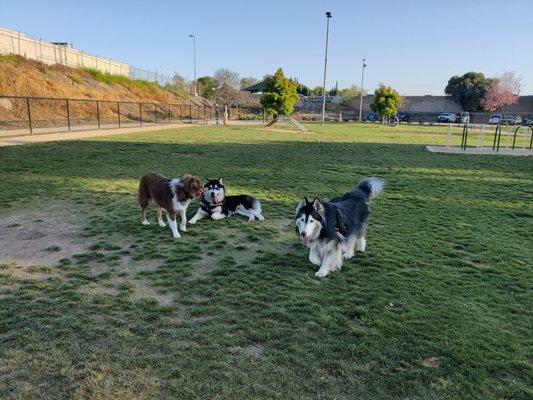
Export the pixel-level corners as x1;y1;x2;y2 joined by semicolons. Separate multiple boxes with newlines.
245;344;264;357
0;204;86;266
421;356;440;368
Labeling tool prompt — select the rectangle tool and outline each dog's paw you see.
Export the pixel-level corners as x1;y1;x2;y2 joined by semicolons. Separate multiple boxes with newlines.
356;239;366;252
141;220;150;226
180;226;187;232
248;216;255;222
315;268;329;278
158;221;166;227
211;213;225;220
257;214;265;221
342;251;355;260
188;219;197;224
172;233;181;239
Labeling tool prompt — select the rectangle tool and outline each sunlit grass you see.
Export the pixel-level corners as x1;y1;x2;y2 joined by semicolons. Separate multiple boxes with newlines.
0;124;531;399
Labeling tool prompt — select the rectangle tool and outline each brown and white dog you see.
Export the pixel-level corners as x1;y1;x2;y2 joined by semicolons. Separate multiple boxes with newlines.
138;173;203;239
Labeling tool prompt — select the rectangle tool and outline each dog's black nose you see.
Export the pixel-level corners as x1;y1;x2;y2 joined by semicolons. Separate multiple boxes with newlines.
300;232;307;237
210;192;215;198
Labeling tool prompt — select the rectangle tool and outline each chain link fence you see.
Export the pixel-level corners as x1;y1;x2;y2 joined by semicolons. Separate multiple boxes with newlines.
129;67;172;86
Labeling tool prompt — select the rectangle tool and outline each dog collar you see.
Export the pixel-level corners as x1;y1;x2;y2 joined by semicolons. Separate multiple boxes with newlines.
201;196;223;207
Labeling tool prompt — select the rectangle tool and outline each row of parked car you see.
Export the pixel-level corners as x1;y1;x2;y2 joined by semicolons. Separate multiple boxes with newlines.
362;112;532;125
437;112;532;125
362;112;470;123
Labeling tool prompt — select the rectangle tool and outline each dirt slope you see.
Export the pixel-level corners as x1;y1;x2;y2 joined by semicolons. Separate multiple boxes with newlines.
0;55;211;129
0;54;208;105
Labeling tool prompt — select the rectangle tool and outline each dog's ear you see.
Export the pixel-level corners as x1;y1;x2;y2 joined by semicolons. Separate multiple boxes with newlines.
204;177;210;182
295;197;307;216
312;198;325;217
218;178;223;185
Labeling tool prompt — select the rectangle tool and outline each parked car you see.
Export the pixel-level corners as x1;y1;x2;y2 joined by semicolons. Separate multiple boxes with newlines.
488;114;521;125
522;117;533;126
363;112;379;122
437;112;455;123
455;112;470;123
503;115;521;125
488;114;503;124
397;112;410;122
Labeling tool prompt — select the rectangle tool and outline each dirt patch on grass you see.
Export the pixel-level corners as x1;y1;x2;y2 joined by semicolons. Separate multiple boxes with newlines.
421;356;440;368
0;204;86;266
245;343;264;357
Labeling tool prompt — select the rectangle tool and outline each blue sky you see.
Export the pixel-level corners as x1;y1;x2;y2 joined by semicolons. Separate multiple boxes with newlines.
1;0;532;95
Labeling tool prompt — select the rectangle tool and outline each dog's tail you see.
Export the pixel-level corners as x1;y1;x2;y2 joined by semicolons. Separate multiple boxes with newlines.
354;177;385;201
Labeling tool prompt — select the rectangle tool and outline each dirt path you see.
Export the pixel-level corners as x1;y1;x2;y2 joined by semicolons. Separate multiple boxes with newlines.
0;123;198;147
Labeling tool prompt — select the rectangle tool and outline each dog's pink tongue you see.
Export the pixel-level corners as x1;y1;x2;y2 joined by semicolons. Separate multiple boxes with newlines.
301;236;311;245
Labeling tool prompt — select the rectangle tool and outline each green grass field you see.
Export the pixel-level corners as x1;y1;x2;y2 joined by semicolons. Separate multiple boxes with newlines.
0;123;531;399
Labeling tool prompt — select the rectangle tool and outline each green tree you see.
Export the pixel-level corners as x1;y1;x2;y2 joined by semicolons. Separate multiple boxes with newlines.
295;82;311;96
444;72;491;111
338;85;363;100
310;86;323;97
197;76;216;99
369;84;402;120
260;68;299;118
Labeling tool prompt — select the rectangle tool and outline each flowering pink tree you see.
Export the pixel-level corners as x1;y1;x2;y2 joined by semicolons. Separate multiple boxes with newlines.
482;72;522;115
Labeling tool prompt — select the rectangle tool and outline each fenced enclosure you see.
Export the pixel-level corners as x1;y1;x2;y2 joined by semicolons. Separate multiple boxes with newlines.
0;95;265;137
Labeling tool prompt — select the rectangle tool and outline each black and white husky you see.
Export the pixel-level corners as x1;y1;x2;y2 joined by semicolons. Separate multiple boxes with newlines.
295;177;384;278
188;178;265;223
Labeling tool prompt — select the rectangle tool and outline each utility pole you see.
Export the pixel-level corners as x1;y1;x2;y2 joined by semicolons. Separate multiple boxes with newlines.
358;58;367;122
321;11;332;125
189;34;197;96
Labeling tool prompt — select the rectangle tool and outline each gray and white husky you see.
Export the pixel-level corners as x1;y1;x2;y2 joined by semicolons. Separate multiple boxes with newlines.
295;177;385;278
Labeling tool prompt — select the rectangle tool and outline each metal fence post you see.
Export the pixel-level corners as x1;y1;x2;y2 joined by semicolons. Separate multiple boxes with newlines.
155;104;158;124
179;105;182;122
117;102;121;127
96;100;100;129
139;103;143;126
189;105;192;123
66;99;71;131
26;97;33;134
263;108;266;124
168;104;171;123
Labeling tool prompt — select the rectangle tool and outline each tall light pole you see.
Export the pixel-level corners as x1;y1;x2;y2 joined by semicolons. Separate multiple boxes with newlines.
321;11;332;126
358;58;367;122
188;34;197;96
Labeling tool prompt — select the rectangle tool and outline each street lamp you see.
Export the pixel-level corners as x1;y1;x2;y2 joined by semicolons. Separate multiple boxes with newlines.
188;34;197;96
321;11;332;126
358;58;367;122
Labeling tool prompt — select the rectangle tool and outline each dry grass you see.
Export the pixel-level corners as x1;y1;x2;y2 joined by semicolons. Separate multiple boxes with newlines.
0;55;211;126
